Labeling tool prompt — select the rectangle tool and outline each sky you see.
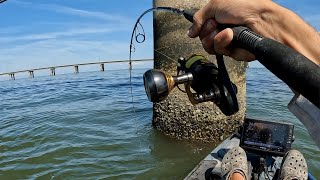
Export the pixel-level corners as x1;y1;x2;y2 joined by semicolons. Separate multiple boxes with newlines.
0;0;319;74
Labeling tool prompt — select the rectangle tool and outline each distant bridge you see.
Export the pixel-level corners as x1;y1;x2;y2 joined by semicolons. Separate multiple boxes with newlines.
0;59;153;80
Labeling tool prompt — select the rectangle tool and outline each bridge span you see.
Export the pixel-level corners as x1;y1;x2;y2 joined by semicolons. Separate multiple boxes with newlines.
0;59;153;80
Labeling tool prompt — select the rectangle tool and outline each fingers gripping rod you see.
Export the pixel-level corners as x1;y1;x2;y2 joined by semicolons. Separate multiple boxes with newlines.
182;10;320;108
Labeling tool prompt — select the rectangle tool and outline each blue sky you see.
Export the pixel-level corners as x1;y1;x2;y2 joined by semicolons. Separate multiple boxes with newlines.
0;0;319;73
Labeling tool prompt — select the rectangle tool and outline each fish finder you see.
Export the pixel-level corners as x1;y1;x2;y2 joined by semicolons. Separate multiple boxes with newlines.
240;118;294;156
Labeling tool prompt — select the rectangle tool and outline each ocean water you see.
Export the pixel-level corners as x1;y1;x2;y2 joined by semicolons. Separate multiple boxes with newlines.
0;67;318;179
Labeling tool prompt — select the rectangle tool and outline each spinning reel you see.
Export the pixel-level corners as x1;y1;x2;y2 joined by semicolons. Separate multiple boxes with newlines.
133;6;319;118
143;54;239;116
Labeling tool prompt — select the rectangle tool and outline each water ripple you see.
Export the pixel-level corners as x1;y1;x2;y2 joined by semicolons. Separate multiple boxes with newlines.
0;68;318;179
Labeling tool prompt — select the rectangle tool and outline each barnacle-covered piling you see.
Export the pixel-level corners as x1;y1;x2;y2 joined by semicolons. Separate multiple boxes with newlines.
153;0;247;141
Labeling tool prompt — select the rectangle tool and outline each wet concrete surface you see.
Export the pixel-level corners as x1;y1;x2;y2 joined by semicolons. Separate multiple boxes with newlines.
153;0;247;141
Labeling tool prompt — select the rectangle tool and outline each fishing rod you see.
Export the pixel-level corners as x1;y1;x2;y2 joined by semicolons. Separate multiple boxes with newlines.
130;7;320;116
129;7;239;116
129;7;189;116
183;9;320;108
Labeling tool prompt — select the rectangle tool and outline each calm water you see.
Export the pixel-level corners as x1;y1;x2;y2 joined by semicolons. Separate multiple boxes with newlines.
0;68;319;179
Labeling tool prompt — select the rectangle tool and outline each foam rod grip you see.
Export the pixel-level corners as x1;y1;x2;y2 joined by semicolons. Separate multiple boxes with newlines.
232;27;320;108
255;39;320;108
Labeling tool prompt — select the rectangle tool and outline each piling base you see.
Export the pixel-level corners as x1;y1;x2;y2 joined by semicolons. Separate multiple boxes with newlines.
153;71;246;142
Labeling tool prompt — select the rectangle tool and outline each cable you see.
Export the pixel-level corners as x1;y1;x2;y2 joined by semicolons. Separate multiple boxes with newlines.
0;0;7;4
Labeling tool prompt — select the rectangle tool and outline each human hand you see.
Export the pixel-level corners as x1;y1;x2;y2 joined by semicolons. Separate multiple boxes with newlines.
187;0;274;61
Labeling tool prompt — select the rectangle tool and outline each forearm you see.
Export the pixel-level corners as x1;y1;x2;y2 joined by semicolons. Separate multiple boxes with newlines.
253;1;320;64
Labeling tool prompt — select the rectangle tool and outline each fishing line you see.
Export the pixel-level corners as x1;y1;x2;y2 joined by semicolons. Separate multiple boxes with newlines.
154;49;176;62
153;42;203;62
128;7;184;124
154;42;202;52
153;48;188;93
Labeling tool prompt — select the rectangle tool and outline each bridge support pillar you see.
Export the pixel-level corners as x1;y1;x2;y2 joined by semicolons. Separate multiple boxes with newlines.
28;71;34;78
152;0;247;141
50;68;56;76
9;73;15;80
74;66;79;74
100;64;105;72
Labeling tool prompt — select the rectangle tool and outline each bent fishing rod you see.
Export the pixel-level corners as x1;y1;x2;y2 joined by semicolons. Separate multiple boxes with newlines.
130;7;320;111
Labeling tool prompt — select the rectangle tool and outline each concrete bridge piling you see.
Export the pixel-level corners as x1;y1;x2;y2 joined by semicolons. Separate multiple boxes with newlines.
74;65;79;74
9;73;15;80
153;0;247;141
100;64;105;72
50;68;56;76
28;71;34;78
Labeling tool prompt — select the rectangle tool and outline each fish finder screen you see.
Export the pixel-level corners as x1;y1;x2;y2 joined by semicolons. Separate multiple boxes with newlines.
241;119;293;155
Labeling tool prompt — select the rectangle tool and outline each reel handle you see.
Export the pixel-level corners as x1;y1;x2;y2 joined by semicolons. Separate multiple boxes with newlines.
216;54;239;115
184;9;239;115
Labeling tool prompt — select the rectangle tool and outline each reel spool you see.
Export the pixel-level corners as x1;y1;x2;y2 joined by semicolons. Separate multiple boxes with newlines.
143;54;239;116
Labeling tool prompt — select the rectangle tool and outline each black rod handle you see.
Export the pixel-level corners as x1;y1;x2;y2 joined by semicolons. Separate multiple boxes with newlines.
232;27;320;108
183;10;320;107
